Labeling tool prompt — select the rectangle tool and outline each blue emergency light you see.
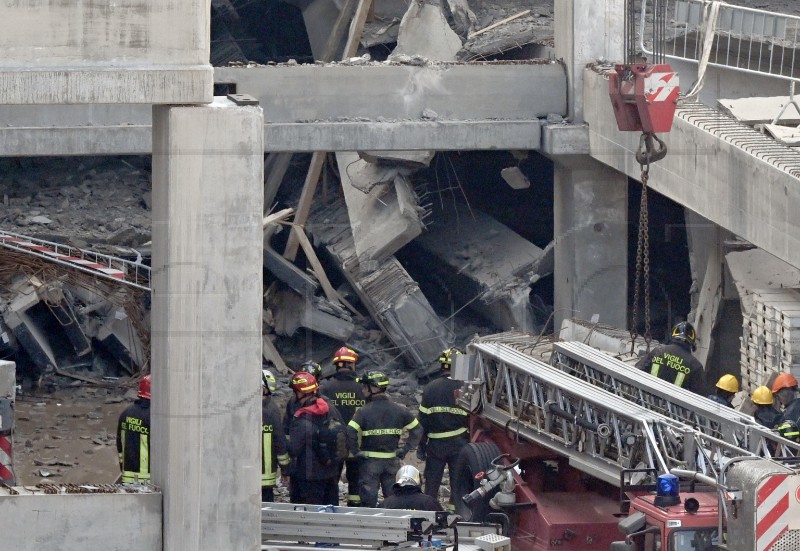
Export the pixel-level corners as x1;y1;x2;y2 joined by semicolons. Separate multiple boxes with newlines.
654;474;680;507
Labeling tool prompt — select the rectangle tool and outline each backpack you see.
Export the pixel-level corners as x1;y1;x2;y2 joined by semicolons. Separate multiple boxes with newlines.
315;413;349;466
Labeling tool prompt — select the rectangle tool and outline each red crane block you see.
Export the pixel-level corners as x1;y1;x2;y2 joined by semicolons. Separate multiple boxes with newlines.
609;63;680;134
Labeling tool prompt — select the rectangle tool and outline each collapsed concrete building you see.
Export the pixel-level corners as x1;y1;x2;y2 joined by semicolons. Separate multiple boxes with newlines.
0;0;799;548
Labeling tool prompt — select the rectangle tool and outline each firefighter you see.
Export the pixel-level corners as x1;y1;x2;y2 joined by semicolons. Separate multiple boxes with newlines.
321;346;365;506
773;373;800;442
751;386;781;429
284;360;325;434
286;371;344;505
381;465;442;511
417;347;468;511
261;368;290;502
636;321;703;393
116;374;151;484
707;374;739;407
347;370;422;508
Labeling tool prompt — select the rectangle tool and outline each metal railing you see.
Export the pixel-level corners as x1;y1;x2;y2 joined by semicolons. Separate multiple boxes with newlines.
0;230;151;291
642;0;800;81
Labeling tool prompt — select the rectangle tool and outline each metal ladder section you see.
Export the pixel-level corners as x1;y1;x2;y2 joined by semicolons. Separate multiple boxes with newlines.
0;229;150;291
261;503;443;546
551;341;800;459
467;341;756;487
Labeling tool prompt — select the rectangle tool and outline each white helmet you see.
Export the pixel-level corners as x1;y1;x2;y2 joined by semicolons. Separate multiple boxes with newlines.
393;465;421;488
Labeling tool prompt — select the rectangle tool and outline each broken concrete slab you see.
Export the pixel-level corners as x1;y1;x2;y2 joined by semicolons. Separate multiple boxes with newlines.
719;96;800;126
390;0;462;60
413;202;546;332
500;166;530;189
308;199;453;371
37;282;91;358
2;278;58;374
337;152;425;262
762;124;800;147
268;288;354;341
96;310;146;374
263;244;320;296
726;248;800;317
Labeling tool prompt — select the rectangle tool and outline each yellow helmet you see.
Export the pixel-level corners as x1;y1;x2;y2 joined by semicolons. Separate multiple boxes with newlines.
752;386;774;405
715;374;739;393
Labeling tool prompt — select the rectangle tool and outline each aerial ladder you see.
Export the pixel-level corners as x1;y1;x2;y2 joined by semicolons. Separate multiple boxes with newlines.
549;340;800;459
451;333;800;551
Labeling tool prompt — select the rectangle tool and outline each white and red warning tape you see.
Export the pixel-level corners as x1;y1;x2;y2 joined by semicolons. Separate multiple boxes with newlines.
0;230;150;291
0;435;14;484
756;474;791;551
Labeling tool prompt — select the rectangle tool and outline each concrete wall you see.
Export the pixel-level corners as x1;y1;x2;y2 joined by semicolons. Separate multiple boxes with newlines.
0;0;211;104
0;491;161;550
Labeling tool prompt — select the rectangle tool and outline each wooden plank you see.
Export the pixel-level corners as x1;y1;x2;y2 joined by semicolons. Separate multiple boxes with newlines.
289;224;361;316
263;334;291;375
320;0;359;62
264;152;293;213
468;10;530;39
343;0;374;58
283;153;325;261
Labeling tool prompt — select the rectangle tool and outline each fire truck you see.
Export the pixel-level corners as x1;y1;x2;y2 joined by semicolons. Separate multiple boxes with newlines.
449;332;800;551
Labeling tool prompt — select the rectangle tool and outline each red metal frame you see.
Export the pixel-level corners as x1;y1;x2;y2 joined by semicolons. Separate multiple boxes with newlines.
608;63;680;134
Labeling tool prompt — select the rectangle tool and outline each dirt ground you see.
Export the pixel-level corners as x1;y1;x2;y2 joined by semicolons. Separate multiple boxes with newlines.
13;384;133;485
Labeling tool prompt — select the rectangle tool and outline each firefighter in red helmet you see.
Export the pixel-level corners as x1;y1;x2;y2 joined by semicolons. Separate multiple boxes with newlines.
116;375;151;484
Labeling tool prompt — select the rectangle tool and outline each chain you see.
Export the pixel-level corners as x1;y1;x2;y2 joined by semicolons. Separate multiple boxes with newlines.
631;146;654;355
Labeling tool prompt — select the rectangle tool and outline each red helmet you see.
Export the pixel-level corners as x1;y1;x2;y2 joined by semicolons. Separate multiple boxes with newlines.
290;372;319;396
138;374;151;400
772;372;799;393
333;346;358;366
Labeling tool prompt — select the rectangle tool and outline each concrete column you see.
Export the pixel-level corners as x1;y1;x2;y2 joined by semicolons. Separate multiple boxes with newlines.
555;0;624;122
554;158;628;330
152;98;264;551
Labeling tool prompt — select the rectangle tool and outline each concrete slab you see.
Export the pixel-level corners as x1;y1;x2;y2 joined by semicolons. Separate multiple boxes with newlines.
719;96;800;126
269;289;354;341
763;124;800;147
0;489;161;551
215;62;566;123
414;202;545;332
337;152;424;262
726;248;800;316
97;311;146;374
308;199;453;371
0;0;211;104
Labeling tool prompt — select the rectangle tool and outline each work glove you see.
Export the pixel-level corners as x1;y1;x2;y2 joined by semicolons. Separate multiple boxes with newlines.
417;438;427;461
395;449;408;460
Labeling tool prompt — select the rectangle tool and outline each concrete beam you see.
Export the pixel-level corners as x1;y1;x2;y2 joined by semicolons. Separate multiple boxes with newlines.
215;63;566;122
0;119;544;156
0;490;161;551
152;98;263;551
0;0;211;104
583;67;800;271
308;199;453;371
414;202;545;332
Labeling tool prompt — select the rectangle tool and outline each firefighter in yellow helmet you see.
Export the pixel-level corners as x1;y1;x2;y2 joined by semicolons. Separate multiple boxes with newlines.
707;374;739;408
417;347;468;512
636;321;703;394
751;386;780;429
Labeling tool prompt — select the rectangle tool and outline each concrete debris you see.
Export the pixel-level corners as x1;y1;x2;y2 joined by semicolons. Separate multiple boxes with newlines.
390;0;462;61
266;287;354;341
263;242;320;296
338;152;425;263
96;312;146;375
358;150;435;168
500;166;530;189
308;198;453;372
412;202;548;332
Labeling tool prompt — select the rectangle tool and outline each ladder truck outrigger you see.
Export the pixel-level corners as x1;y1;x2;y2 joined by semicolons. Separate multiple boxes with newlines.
449;332;800;551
